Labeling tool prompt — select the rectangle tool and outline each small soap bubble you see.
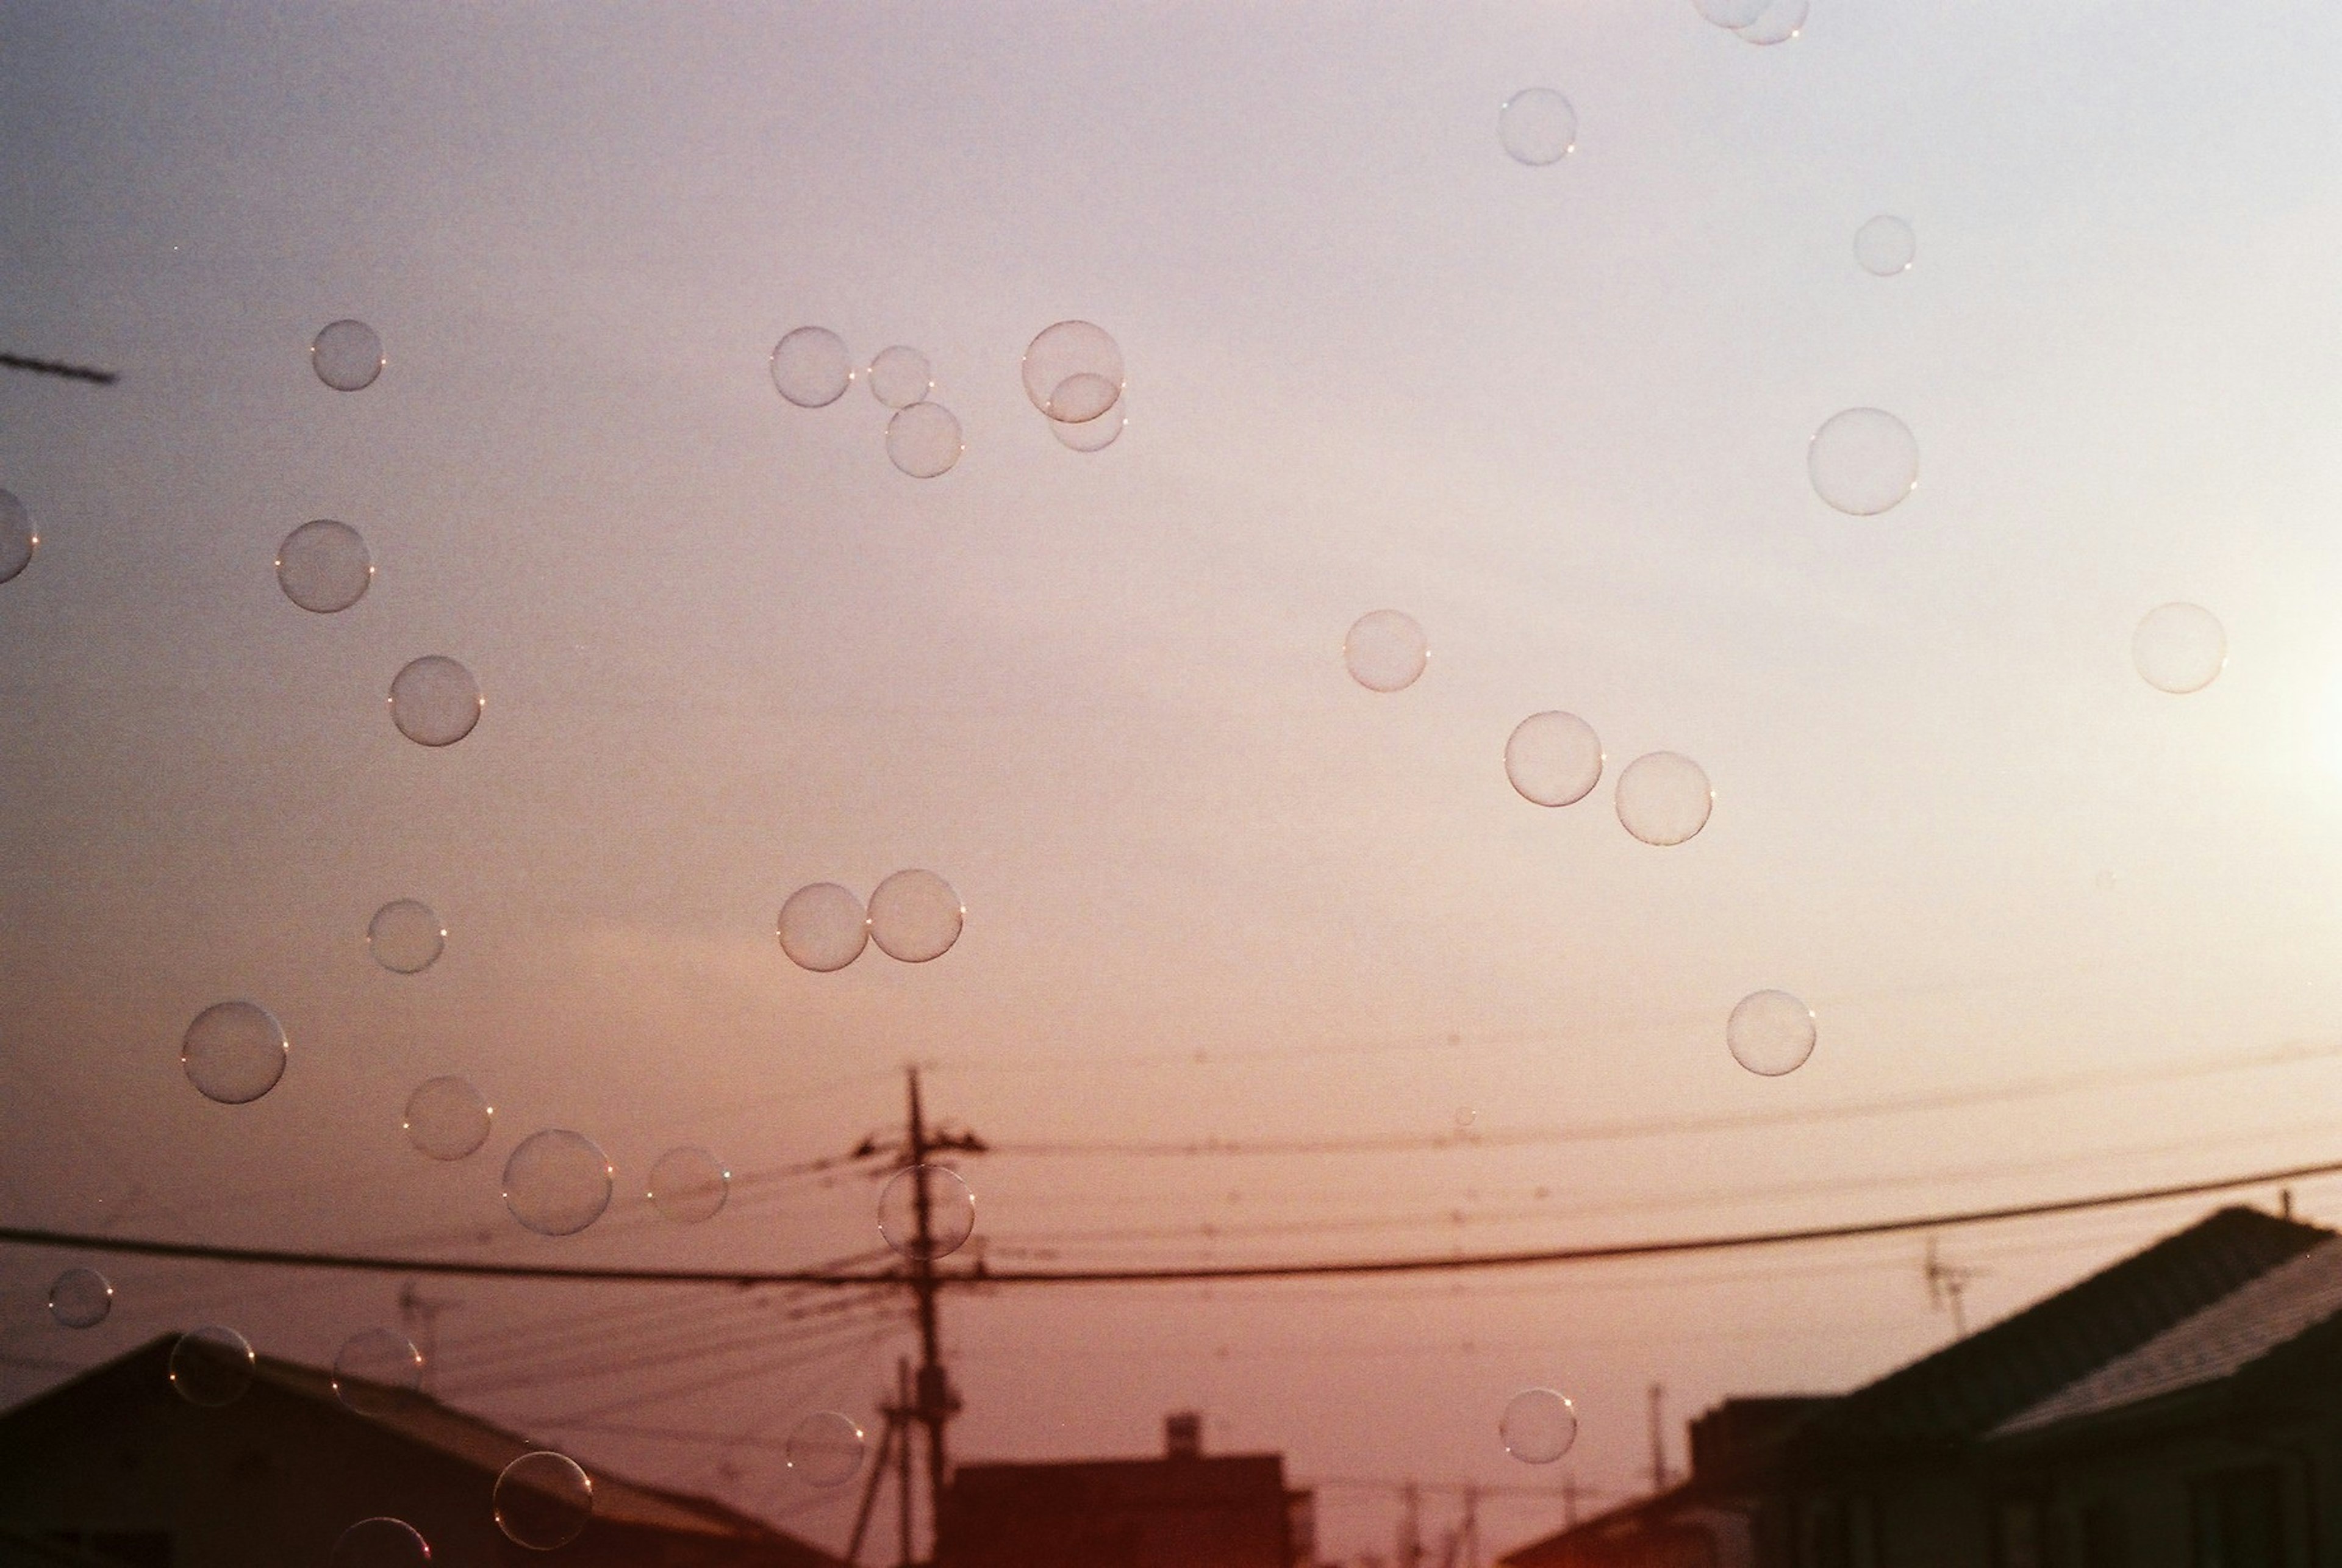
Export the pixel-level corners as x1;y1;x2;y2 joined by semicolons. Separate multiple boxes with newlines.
312;320;385;392
170;1325;256;1407
2133;603;2226;694
1453;1108;1477;1131
389;656;482;747
1022;321;1125;419
648;1146;729;1224
276;520;373;613
329;1519;431;1568
1045;372;1121;425
368;898;446;974
1345;609;1428;693
0;490;33;584
1615;752;1713;846
332;1328;424;1417
771;327;853;409
878;1165;976;1261
1854;215;1916;275
495;1452;593;1550
1505;712;1604;807
786;1412;868;1487
866;346;934;410
182;1000;289;1104
1498;88;1577;166
503;1129;614;1237
867;869;964;963
1500;1387;1579;1463
404;1075;492;1161
1727;989;1817;1076
47;1267;112;1329
778;883;868;972
1736;0;1808;44
1053;406;1126;453
1809;409;1919;516
886;402;963;478
1691;0;1768;25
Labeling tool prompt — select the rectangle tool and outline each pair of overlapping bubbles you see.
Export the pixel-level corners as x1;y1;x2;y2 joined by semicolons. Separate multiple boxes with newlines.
771;328;963;479
778;869;964;972
1021;320;1127;452
1503;711;1716;849
498;1129;731;1235
1692;0;1808;46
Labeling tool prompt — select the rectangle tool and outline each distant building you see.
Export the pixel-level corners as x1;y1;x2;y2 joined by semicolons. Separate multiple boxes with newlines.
938;1412;1313;1568
0;1335;840;1568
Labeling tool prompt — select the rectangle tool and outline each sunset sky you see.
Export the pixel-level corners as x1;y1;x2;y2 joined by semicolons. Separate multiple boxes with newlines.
8;0;2342;1552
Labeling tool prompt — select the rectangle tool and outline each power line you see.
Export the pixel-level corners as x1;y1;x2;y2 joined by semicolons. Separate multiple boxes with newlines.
0;350;118;385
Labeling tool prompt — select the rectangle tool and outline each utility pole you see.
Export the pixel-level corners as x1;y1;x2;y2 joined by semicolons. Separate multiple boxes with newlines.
897;1359;915;1568
891;1067;984;1564
1646;1384;1666;1494
1398;1481;1422;1568
1459;1483;1480;1568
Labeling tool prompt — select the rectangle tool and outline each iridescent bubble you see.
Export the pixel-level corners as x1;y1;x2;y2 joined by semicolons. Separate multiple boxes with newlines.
1691;0;1767;25
878;1165;976;1261
1854;215;1916;276
503;1129;614;1237
1499;1387;1579;1464
1022;321;1124;419
170;1325;256;1407
867;346;933;410
1345;609;1428;693
389;656;482;747
368;898;445;975
404;1075;492;1161
771;327;853;409
0;489;33;584
1727;989;1817;1076
1053;406;1126;453
312;320;385;392
778;882;868;972
1809;409;1919;516
182;1000;289;1105
2133;603;2226;695
1736;0;1808;45
276;520;373;614
1614;752;1713;847
332;1328;424;1417
886;402;962;479
867;869;964;963
1498;88;1577;166
647;1146;729;1224
786;1412;868;1487
495;1452;593;1550
47;1266;112;1329
329;1518;431;1568
1505;712;1604;807
1045;373;1121;425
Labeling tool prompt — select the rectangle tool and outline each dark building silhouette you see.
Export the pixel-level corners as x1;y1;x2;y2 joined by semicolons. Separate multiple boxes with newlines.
0;1336;840;1568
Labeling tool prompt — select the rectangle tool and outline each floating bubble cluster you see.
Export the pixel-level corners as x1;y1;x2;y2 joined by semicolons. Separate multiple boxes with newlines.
503;1129;615;1237
1499;1387;1580;1463
1499;88;1577;165
182;1000;289;1105
329;1518;431;1568
878;1164;976;1261
276;520;373;613
1727;989;1817;1076
1022;320;1128;454
332;1328;424;1416
311;320;385;392
2133;603;2226;694
169;1325;256;1407
787;1411;868;1487
404;1075;492;1161
647;1145;730;1223
1345;609;1428;693
46;1266;112;1329
494;1452;594;1550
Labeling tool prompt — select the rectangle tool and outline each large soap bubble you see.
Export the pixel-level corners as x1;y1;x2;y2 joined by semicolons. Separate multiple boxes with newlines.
1022;321;1124;421
1498;88;1577;165
878;1165;976;1261
1344;610;1428;693
389;657;483;747
1809;409;1919;516
404;1075;492;1161
182;1001;288;1104
1499;1387;1578;1463
779;882;868;972
772;328;853;408
648;1145;729;1223
503;1129;614;1237
170;1325;256;1406
495;1452;593;1550
1505;712;1603;807
276;520;373;613
1616;753;1713;846
1727;989;1817;1076
0;489;34;584
867;870;964;963
2133;603;2226;694
311;320;384;392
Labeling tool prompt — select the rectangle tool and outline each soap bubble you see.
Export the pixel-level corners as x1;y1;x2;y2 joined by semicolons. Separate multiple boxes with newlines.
1345;609;1428;693
182;1000;288;1104
1854;215;1916;276
0;489;34;585
332;1328;424;1417
1045;373;1121;425
1500;1387;1579;1464
1022;321;1124;419
170;1325;256;1407
886;402;963;478
1053;406;1126;452
329;1519;431;1568
276;520;373;614
878;1165;976;1261
503;1130;614;1237
389;656;482;747
771;327;853;408
787;1412;868;1487
312;320;384;392
648;1146;729;1223
1809;409;1919;516
1736;0;1808;44
1505;712;1604;807
2133;603;2226;694
867;869;964;963
1615;753;1713;846
495;1452;593;1550
1691;0;1767;25
1498;88;1577;166
1727;989;1817;1076
368;899;445;974
47;1267;112;1329
404;1075;492;1161
778;883;868;972
867;346;933;409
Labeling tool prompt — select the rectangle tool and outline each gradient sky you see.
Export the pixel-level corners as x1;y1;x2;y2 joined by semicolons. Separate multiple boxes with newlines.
8;0;2342;1553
